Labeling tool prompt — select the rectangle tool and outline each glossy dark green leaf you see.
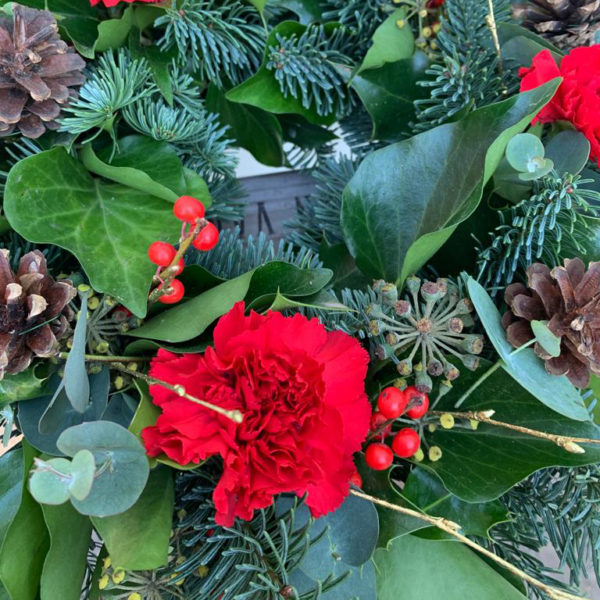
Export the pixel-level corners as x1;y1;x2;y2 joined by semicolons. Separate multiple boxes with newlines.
95;6;133;53
0;366;48;406
341;82;560;284
4;147;180;317
0;442;49;600
467;277;589;421
351;53;429;142
271;0;323;23
226;21;337;126
424;361;600;503
268;289;349;312
402;469;508;539
91;467;174;570
359;8;414;73
40;503;92;600
57;421;149;517
206;85;285;166
374;535;527;600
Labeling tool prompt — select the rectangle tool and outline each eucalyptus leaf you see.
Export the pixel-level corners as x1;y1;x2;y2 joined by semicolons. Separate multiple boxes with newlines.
29;457;73;505
545;130;591;176
341;81;559;284
63;293;90;414
505;133;545;173
57;421;149;517
68;450;96;501
531;320;561;358
3;147;180;317
467;277;589;421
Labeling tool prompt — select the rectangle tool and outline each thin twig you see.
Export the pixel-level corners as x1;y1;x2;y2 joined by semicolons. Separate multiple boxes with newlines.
433;410;595;454
349;489;590;600
109;362;244;424
59;352;150;363
485;0;506;93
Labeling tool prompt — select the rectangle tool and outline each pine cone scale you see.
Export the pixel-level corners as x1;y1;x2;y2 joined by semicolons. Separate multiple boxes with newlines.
504;258;600;387
0;3;85;138
0;250;75;378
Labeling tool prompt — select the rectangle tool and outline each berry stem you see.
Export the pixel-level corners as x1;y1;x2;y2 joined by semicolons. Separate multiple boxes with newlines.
349;489;590;600
432;410;592;454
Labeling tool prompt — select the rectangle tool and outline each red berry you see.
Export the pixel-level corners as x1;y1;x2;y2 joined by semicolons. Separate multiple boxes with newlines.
405;386;430;419
370;412;392;438
392;428;421;458
349;470;362;488
377;387;408;419
174;258;185;276
173;196;205;223
365;443;393;471
193;222;219;251
158;279;185;304
148;241;177;267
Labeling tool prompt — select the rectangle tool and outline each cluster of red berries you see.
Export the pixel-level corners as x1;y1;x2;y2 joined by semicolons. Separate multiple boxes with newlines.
147;196;219;305
364;386;429;471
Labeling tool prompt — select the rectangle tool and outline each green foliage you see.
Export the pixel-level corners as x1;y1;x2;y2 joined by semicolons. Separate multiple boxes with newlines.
488;465;600;598
477;173;600;292
155;0;265;87
286;156;357;251
265;25;354;119
413;0;517;133
189;227;321;279
340;82;558;285
60;50;152;136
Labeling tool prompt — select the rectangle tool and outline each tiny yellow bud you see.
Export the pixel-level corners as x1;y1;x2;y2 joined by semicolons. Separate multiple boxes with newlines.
128;362;139;372
413;448;425;462
176;555;186;565
421;26;432;38
469;419;479;430
428;423;437;433
103;556;111;569
419;8;428;17
88;296;100;310
96;341;110;354
433;22;441;33
430;40;438;50
78;284;91;294
414;362;423;372
66;338;74;349
177;508;187;521
98;574;109;590
114;376;124;390
105;296;117;307
196;565;210;577
440;414;455;429
128;594;142;600
396;19;405;28
112;569;125;584
428;446;443;462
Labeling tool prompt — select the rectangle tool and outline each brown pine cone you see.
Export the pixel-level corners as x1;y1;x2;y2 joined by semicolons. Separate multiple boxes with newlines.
514;0;600;50
502;258;600;388
0;249;76;379
0;3;86;138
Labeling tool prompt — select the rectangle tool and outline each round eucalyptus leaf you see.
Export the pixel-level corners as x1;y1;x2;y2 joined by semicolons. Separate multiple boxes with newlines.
68;450;96;501
57;421;149;517
29;458;72;505
518;157;554;181
506;133;546;173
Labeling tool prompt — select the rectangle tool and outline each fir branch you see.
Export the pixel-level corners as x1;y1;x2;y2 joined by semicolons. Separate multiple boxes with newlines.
285;156;357;251
155;0;265;87
59;50;152;135
187;227;322;280
477;173;600;293
412;0;517;133
487;465;600;599
266;25;354;119
206;177;246;223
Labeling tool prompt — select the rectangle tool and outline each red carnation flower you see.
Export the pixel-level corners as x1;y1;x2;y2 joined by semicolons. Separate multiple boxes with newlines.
90;0;159;7
142;303;371;526
519;46;600;165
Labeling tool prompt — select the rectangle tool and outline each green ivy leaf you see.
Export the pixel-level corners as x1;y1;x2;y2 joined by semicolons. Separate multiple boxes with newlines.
39;503;92;600
359;9;414;73
4;147;180;317
0;366;48;406
467;277;589;421
226;21;338;126
423;360;600;502
341;81;560;284
57;421;150;517
351;53;429;142
95;6;133;53
374;535;527;600
91;467;174;571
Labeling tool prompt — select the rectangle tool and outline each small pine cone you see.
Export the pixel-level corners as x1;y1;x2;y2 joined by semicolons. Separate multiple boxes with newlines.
514;0;600;50
502;258;600;388
0;4;86;138
0;249;76;379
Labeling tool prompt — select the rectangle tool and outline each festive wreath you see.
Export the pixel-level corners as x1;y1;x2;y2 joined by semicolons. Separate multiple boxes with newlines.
1;0;600;599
